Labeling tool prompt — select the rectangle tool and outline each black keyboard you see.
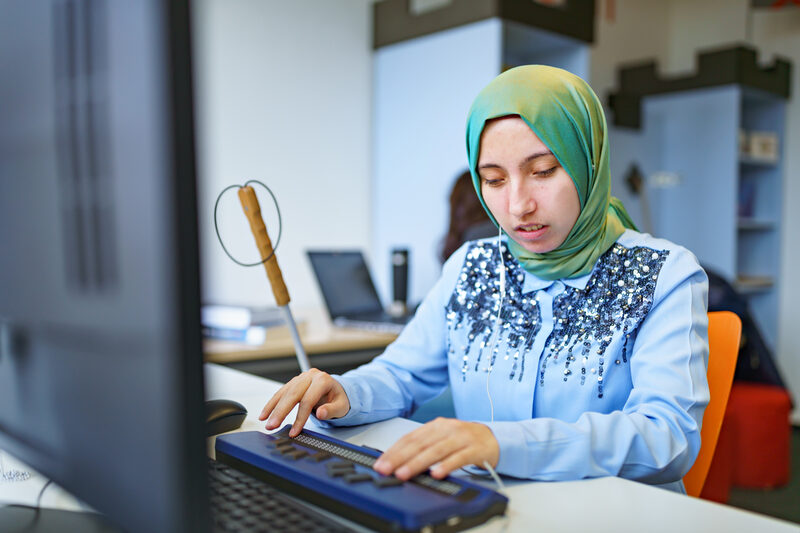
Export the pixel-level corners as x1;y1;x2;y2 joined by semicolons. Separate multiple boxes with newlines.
208;458;355;532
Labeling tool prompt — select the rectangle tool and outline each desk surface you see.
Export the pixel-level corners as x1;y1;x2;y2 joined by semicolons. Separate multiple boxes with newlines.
203;308;397;364
203;365;800;533
2;364;799;533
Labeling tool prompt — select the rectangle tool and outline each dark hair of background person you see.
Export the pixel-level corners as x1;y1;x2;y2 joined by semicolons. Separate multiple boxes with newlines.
441;170;495;263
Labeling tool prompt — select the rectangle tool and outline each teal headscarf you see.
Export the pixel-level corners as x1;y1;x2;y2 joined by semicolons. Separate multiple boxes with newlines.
466;65;637;281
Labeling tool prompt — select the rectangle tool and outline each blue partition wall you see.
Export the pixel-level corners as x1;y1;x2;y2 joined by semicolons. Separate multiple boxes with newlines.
371;19;589;307
372;19;503;307
643;87;740;281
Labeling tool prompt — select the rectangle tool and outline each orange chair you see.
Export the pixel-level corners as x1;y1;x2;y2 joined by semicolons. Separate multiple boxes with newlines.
683;311;741;497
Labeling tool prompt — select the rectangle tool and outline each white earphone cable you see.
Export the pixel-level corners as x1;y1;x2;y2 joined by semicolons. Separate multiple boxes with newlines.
476;228;510;500
482;460;507;495
486;226;506;423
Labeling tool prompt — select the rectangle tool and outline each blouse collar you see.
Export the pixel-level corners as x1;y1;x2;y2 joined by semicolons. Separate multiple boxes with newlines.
521;268;592;294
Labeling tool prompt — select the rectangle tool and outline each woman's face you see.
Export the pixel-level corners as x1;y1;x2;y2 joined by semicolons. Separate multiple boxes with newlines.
478;116;581;254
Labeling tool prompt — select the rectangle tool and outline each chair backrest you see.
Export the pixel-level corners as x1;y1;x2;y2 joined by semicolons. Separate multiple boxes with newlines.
683;311;742;497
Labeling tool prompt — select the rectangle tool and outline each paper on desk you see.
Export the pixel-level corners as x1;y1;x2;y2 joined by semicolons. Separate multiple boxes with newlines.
0;451;87;512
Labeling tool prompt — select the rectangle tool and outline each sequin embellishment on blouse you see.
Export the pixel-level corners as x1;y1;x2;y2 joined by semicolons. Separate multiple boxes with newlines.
540;244;668;397
445;241;669;394
446;242;541;382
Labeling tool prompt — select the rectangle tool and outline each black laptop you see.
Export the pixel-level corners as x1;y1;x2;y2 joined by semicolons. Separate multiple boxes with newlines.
307;250;413;334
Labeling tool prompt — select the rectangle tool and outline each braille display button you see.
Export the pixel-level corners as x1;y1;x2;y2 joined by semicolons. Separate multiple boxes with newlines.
326;461;354;471
284;449;308;460
310;451;333;462
373;476;404;488
343;473;373;484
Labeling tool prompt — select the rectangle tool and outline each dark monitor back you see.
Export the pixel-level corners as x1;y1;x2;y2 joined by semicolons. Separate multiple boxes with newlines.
307;251;385;318
0;1;208;532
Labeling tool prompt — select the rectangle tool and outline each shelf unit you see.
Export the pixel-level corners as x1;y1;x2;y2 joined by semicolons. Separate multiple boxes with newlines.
737;218;775;231
370;0;594;306
739;155;780;167
608;45;791;350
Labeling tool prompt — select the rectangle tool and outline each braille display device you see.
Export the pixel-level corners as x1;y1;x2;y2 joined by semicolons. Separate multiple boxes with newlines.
215;426;508;532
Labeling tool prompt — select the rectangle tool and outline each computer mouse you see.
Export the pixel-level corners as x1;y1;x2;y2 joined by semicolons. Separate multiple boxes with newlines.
206;399;248;436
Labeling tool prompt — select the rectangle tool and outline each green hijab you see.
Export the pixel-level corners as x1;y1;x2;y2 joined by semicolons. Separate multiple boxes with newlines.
466;65;637;281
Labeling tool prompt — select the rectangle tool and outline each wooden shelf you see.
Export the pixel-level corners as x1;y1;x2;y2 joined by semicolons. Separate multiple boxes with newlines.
739;155;778;167
734;275;774;294
373;0;595;49
737;218;775;231
609;45;791;128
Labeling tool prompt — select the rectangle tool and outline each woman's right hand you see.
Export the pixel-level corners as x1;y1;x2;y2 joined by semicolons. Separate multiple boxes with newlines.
258;368;350;438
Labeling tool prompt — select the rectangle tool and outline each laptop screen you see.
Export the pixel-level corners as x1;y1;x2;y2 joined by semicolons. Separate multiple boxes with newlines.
307;251;384;318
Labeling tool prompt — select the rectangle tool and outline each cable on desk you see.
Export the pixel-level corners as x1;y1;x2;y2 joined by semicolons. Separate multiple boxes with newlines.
482;461;507;496
214;179;283;267
2;479;55;532
36;479;53;509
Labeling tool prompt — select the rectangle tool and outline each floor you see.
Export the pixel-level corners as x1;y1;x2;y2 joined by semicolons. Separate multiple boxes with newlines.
726;426;800;525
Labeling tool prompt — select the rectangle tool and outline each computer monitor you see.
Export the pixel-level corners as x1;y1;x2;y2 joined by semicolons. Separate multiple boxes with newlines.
0;1;209;532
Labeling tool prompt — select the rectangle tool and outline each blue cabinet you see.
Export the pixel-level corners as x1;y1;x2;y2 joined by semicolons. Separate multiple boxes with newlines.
609;46;791;349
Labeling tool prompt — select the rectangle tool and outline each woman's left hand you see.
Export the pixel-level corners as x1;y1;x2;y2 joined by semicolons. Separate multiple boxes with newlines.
372;417;499;480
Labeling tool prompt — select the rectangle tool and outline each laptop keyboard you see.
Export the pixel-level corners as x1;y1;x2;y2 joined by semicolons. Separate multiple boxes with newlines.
208;458;355;532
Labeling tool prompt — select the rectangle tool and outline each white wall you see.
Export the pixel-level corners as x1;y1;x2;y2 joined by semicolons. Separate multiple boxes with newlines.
750;6;800;423
371;20;503;307
590;0;672;97
665;0;750;72
192;0;373;309
590;0;672;229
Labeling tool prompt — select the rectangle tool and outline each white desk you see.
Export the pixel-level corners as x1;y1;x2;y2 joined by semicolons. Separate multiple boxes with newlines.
204;364;800;533
2;364;799;533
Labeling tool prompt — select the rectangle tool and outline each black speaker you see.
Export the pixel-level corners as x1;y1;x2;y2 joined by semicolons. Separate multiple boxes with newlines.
390;248;409;315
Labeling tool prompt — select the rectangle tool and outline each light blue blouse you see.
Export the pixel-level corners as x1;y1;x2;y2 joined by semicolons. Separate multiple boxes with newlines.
317;230;709;493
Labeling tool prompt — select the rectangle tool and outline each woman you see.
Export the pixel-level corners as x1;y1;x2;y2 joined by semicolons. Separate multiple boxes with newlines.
441;169;495;263
260;65;709;493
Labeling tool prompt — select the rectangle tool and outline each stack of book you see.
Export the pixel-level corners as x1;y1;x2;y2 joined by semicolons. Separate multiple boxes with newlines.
201;305;287;345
